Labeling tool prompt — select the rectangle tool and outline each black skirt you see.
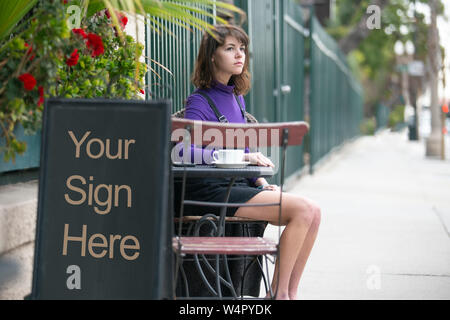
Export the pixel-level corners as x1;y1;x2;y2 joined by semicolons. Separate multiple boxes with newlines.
174;177;263;217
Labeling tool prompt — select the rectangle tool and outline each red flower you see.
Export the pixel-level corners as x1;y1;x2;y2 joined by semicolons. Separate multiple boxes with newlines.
72;28;87;39
24;43;35;61
38;86;44;107
18;73;37;91
139;89;145;95
66;48;79;66
105;9;128;30
86;33;104;57
119;14;128;29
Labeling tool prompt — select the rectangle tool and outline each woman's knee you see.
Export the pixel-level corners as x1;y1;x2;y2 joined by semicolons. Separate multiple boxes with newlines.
287;197;321;228
310;203;321;229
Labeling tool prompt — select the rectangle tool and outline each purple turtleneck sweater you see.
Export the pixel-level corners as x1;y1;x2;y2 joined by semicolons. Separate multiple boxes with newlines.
175;80;258;186
185;81;246;123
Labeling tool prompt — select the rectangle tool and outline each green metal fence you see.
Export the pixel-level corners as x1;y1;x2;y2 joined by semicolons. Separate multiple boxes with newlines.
145;3;212;112
376;103;390;131
146;0;364;179
236;0;276;123
309;15;363;173
278;0;308;179
146;0;309;183
1;0;365;183
231;0;309;183
0;125;41;173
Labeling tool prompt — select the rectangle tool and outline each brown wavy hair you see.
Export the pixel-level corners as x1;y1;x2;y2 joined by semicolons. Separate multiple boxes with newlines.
191;25;251;96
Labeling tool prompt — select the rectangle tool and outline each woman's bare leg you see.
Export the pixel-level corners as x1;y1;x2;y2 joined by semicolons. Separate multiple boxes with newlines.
269;203;321;300
288;205;321;299
234;191;320;300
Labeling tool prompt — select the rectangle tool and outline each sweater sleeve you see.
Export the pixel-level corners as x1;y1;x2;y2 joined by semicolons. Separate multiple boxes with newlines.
175;94;216;164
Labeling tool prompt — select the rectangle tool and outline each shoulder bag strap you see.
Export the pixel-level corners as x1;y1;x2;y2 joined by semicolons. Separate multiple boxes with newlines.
234;94;246;120
196;91;228;123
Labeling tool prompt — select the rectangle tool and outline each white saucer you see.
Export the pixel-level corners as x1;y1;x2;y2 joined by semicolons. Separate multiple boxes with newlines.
212;161;250;169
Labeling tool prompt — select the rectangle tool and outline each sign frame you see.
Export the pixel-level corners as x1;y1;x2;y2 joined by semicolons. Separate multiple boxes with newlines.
30;98;173;300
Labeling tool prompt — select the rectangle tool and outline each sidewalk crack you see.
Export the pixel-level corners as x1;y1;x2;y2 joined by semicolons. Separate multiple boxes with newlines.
384;272;450;278
432;205;450;238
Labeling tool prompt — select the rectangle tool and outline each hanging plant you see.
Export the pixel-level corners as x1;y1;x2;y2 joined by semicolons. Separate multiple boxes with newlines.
0;1;146;163
0;0;245;163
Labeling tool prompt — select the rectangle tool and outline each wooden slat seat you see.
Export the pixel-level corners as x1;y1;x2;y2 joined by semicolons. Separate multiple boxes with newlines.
173;236;278;255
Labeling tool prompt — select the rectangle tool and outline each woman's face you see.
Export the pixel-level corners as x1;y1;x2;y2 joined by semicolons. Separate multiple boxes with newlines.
212;36;246;79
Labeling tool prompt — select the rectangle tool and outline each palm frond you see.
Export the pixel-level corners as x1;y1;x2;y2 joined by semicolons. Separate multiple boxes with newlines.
87;0;245;33
84;0;245;86
0;0;38;42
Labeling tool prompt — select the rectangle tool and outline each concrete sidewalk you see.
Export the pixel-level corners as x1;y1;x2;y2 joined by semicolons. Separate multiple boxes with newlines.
1;128;449;299
263;129;450;299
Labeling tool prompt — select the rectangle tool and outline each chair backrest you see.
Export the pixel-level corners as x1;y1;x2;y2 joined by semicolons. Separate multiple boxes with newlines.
171;118;309;149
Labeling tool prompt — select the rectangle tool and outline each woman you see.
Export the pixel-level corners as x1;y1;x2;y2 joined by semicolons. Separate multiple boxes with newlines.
176;24;321;300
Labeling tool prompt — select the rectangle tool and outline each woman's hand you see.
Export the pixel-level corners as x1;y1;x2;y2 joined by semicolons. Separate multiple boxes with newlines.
261;184;280;192
243;152;274;167
255;177;280;192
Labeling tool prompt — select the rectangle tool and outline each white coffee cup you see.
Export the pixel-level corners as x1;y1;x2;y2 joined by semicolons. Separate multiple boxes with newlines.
212;149;244;164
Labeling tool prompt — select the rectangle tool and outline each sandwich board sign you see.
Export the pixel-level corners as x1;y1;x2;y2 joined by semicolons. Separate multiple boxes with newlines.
30;98;172;299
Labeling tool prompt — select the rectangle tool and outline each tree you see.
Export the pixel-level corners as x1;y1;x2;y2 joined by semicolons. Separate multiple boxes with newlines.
425;0;442;156
327;0;444;120
338;0;390;54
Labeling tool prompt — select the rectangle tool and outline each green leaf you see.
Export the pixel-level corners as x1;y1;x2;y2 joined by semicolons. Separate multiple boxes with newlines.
6;79;22;101
0;0;38;42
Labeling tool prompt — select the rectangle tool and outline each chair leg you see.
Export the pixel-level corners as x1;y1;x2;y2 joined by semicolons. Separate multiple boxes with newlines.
240;256;257;298
215;255;222;299
222;255;238;298
173;250;191;298
264;255;275;299
194;254;219;296
175;250;276;300
240;255;274;299
180;262;190;298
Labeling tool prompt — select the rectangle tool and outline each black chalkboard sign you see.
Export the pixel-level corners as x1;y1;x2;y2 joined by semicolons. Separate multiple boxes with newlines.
31;98;172;299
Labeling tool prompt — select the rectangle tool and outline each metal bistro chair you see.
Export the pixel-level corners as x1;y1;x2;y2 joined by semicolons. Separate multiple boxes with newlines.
172;109;272;298
172;108;267;240
171;117;309;299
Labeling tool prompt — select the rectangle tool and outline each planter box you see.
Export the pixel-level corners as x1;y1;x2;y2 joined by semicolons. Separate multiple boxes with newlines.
0;124;41;173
